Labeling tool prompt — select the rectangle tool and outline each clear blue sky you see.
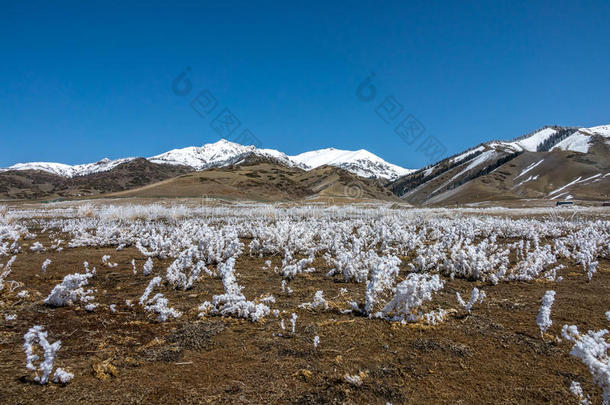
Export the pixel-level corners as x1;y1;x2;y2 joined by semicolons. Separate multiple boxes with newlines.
2;0;609;169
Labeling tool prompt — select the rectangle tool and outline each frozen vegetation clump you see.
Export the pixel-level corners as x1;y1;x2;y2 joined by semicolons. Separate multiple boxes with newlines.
456;287;486;313
41;258;52;274
299;290;329;310
143;257;154;275
44;264;96;307
198;257;270;322
570;381;591;405
536;290;555;336
562;323;610;404
381;273;445;322
23;325;73;385
139;276;181;322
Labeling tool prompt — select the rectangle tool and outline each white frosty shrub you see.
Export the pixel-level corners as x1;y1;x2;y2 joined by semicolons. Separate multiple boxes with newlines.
570;381;591;405
562;324;610;404
422;309;449;325
44;266;95;307
0;255;17;291
364;255;401;316
291;313;298;334
41;259;52;274
140;276;163;305
144;293;182;322
53;368;74;384
279;250;314;280
456;287;486;313
198;257;270;322
344;372;365;386
299;290;329;310
30;242;44;252
536;290;555;335
281;279;293;294
381;273;445;322
101;255;117;268
143;257;154;276
23;326;72;385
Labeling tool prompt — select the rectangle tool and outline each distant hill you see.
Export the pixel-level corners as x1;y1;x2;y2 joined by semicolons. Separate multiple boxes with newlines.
389;125;610;205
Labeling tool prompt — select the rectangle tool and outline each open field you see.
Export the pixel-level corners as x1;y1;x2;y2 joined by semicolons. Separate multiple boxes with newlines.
1;201;609;404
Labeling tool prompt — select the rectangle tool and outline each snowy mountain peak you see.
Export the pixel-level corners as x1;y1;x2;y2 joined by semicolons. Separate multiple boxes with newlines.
2;140;412;180
290;148;414;180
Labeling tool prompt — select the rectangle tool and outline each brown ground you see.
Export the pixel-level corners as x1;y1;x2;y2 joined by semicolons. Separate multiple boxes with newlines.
1;229;609;404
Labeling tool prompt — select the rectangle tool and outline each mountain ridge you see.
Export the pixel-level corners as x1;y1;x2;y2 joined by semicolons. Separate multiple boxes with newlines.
1;139;413;181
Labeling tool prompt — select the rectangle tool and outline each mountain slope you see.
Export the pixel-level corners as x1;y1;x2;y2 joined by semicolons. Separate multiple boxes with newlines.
104;162;398;201
0;159;192;200
1;139;411;181
390;125;610;205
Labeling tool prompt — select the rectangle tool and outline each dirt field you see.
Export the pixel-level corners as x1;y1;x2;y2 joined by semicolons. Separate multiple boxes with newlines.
1;221;609;404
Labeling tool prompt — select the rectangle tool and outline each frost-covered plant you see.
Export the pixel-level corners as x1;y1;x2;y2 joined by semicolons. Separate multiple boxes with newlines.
290;313;297;334
279;249;314;280
536;290;555;336
299;290;328;310
144;293;182;322
165;249;207;290
198;257;270;322
344;372;366;386
44;265;95;307
101;255;117;268
23;326;72;385
570;381;591;405
41;259;52;274
456;287;486;313
140;276;163;305
313;335;320;348
30;242;44;252
139;276;181;321
422;309;449;325
281;279;293;294
53;367;74;384
562;324;610;404
143;257;154;276
0;255;16;291
364;255;401;316
381;273;445;322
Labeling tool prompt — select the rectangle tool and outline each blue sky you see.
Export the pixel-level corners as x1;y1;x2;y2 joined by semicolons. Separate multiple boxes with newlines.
1;1;609;169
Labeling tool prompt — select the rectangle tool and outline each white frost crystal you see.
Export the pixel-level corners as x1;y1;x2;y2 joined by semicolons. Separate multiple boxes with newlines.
456;287;486;313
44;267;95;307
381;273;445;322
23;326;71;385
41;258;52;274
536;290;555;335
562;324;610;404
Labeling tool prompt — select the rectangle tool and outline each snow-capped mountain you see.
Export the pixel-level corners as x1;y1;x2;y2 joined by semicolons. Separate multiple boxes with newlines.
290;148;414;180
551;125;610;153
4;158;135;178
1;139;411;180
148;140;305;171
389;124;610;205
